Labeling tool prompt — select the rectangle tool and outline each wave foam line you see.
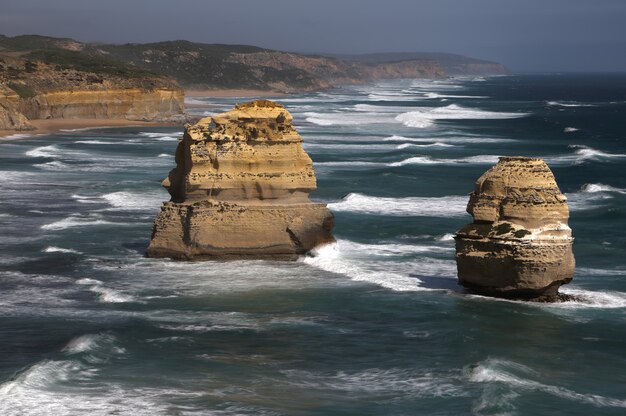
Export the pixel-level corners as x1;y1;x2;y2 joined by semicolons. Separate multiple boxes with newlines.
41;216;116;231
75;278;138;303
580;183;626;194
469;358;626;408
328;193;468;217
389;154;500;166
547;101;597;108
383;135;512;144
396;104;528;128
301;241;457;292
43;246;82;254
546;145;626;165
304;111;394;126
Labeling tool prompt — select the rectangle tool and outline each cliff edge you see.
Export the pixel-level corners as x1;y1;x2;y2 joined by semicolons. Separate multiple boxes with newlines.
147;100;335;259
0;36;185;131
455;157;575;301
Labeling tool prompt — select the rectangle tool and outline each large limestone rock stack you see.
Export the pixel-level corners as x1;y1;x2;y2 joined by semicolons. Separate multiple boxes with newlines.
454;157;575;300
147;100;335;259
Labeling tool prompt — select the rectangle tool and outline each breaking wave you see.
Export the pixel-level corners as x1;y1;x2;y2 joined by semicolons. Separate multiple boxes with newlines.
547;101;596;108
328;193;468;217
396;104;528;128
301;241;457;292
468;358;626;410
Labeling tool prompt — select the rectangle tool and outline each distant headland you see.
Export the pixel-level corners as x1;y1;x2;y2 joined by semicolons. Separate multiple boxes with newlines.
0;34;509;135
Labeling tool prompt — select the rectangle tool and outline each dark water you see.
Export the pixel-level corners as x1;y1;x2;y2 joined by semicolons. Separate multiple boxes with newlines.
1;74;625;415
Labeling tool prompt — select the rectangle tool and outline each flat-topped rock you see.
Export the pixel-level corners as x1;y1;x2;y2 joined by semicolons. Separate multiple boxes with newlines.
147;100;334;260
454;157;575;301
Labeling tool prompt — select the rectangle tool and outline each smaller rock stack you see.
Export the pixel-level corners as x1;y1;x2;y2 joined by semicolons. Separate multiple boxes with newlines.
147;100;335;260
454;157;575;301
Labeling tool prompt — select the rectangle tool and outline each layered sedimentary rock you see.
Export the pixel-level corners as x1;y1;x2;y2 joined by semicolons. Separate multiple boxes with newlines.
147;100;335;259
0;43;185;131
18;88;184;122
455;157;575;300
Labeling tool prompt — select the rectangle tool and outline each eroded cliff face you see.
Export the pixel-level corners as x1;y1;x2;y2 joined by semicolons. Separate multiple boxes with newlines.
0;86;33;131
18;88;184;122
0;50;185;131
455;157;575;301
147;100;335;259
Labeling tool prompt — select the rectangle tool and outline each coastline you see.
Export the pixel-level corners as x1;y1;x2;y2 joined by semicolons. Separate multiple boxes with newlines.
1;90;290;139
184;89;286;98
0;118;182;140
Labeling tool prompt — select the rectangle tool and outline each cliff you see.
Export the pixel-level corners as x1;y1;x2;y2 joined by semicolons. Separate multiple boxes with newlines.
147;100;335;259
0;36;185;131
0;85;33;130
94;41;445;91
454;157;575;301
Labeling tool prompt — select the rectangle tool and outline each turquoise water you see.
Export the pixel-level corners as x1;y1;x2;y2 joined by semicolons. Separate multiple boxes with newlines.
1;74;625;415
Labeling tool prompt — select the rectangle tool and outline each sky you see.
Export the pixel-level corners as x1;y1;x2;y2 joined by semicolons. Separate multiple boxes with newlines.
1;0;626;72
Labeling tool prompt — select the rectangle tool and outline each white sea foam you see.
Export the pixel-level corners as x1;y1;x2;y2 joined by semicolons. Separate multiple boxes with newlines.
1;133;33;140
62;334;117;354
303;142;398;151
389;154;501;166
547;145;626;165
328;193;468;217
304;111;394;126
468;358;626;408
139;131;183;139
564;127;579;133
395;142;455;149
43;246;81;254
71;194;103;204
315;161;386;168
283;368;465;398
547;101;596;108
76;278;103;285
102;191;166;211
437;233;456;242
41;216;116;231
302;243;422;292
423;92;489;99
565;192;612;212
74;140;111;145
580;183;626;194
396;104;528;129
301;240;457;292
367;93;416;102
556;288;626;309
157;153;171;157
0;359;174;415
26;145;59;158
35;161;71;170
383;134;512;144
91;286;136;303
184;97;211;105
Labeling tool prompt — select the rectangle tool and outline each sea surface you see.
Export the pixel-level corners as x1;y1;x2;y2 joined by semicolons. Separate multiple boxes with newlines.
1;74;625;415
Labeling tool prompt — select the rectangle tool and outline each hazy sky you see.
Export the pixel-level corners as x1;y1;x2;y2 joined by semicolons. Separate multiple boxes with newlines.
1;0;626;72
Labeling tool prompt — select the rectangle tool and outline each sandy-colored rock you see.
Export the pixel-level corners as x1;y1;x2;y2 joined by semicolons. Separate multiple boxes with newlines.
0;86;34;131
454;157;575;300
147;100;335;259
18;88;184;122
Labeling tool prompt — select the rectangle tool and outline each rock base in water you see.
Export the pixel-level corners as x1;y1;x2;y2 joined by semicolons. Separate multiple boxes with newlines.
147;201;334;260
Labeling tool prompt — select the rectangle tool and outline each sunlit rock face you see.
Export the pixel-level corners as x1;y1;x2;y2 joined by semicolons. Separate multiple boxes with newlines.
454;157;575;301
147;100;335;260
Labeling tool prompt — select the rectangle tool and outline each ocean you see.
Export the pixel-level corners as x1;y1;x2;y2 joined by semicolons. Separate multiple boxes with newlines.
1;74;625;415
